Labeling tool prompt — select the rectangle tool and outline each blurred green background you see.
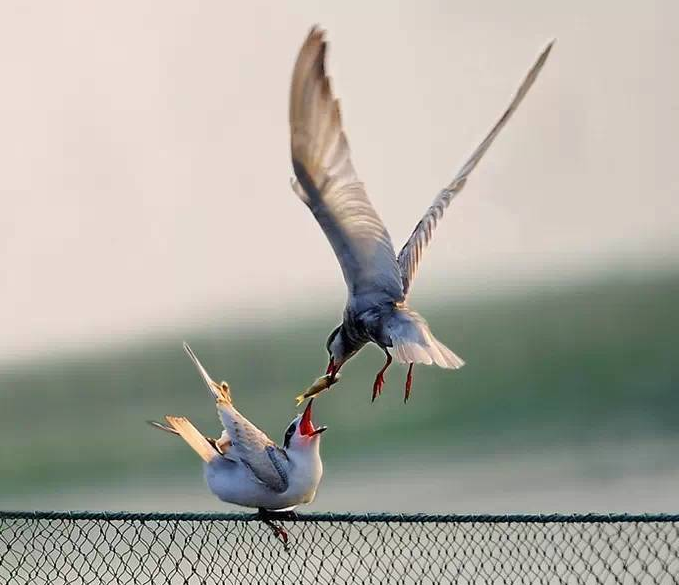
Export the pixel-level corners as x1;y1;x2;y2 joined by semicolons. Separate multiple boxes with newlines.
2;269;677;512
1;2;678;513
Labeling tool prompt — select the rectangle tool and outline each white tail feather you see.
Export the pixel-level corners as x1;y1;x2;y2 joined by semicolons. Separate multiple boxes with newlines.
434;339;466;369
389;307;465;369
394;338;464;369
165;416;218;463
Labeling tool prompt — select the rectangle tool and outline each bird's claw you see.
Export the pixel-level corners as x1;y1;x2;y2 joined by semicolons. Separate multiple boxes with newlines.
271;524;289;551
258;509;293;553
372;372;385;402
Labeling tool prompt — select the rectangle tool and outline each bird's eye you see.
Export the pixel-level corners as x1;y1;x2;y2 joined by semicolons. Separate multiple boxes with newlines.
283;423;296;448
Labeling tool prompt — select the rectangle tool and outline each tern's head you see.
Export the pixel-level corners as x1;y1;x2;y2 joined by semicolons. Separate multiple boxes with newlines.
325;325;357;377
283;400;327;454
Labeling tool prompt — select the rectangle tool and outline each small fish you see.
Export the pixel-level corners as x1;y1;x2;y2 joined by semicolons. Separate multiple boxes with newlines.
295;373;341;406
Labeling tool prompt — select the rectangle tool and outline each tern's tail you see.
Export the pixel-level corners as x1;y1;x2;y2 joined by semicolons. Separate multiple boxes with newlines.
163;416;218;463
387;306;465;369
183;342;233;406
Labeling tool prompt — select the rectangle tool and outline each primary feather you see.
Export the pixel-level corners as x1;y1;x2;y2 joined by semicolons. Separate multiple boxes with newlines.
288;26;553;398
182;343;289;493
290;27;404;309
397;40;555;295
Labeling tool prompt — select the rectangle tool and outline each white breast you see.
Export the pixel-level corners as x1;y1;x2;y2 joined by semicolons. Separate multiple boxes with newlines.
203;455;323;511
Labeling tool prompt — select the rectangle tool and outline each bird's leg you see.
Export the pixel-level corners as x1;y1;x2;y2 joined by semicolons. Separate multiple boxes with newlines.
372;350;393;402
404;363;415;403
258;508;291;553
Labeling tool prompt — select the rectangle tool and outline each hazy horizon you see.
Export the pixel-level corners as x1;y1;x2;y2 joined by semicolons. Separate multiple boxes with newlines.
2;1;678;362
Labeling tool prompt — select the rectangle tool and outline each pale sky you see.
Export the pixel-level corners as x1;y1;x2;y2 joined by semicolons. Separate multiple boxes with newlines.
1;1;677;360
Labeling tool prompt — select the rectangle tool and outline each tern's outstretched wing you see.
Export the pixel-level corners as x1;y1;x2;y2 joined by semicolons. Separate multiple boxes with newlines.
290;27;404;306
397;41;554;296
183;343;289;493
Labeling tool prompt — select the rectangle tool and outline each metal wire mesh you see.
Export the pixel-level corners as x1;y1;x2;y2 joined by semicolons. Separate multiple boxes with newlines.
1;511;678;584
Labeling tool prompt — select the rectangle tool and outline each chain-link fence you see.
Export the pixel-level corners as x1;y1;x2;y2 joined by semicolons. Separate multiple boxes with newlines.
1;511;678;584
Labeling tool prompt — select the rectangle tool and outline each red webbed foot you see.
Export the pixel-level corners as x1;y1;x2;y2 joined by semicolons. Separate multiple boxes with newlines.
371;350;393;402
259;509;291;553
372;372;385;402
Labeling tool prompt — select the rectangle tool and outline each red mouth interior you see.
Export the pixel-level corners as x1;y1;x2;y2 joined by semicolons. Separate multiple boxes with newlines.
299;400;315;436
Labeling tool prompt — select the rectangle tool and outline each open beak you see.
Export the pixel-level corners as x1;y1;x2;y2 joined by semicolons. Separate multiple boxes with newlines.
299;399;327;437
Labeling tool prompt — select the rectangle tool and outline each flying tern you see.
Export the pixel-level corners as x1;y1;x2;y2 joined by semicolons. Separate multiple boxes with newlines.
289;27;553;401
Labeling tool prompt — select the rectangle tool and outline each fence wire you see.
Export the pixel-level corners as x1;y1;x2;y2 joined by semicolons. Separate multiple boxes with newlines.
0;511;678;584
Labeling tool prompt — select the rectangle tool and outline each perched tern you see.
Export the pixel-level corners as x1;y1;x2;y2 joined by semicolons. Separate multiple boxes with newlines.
289;27;554;401
149;343;333;546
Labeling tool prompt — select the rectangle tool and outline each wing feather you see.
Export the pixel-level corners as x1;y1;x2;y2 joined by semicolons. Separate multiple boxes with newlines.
163;416;219;464
397;41;554;295
290;27;404;305
183;343;289;493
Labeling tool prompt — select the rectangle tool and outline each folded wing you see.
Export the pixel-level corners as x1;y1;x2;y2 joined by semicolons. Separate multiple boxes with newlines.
397;41;554;296
183;343;289;493
290;27;404;306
